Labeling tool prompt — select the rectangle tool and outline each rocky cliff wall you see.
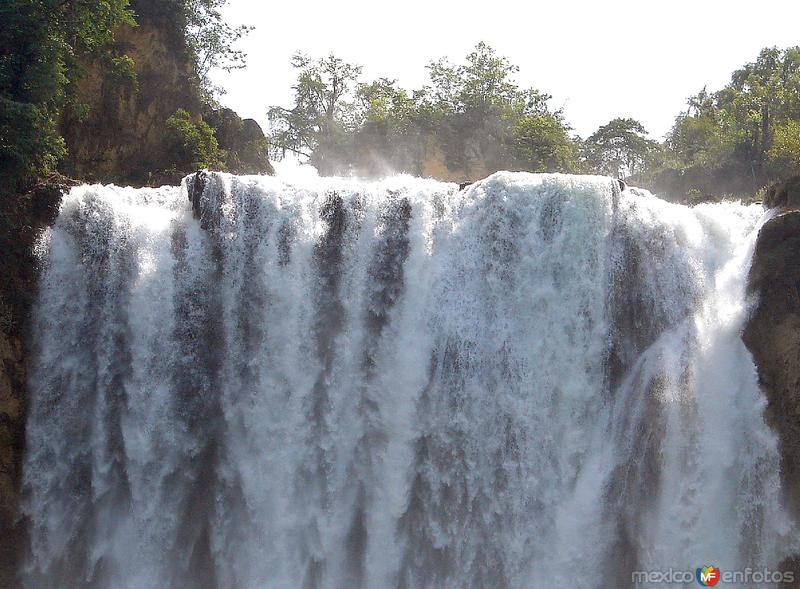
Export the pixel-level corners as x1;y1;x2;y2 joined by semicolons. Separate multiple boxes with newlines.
60;3;272;186
0;176;69;587
744;176;800;519
743;176;800;587
60;18;201;185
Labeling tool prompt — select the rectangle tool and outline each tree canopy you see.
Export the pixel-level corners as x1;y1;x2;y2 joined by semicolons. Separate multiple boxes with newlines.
267;43;800;199
0;0;135;195
655;46;800;199
184;0;253;101
4;5;800;204
268;43;577;179
267;53;363;162
583;118;658;178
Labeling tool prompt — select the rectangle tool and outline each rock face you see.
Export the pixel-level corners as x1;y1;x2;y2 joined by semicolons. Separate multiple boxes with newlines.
60;12;202;186
204;108;275;176
59;1;272;186
0;176;68;587
743;176;800;523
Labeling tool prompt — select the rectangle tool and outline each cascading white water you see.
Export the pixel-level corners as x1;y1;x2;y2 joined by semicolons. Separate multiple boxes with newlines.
22;171;796;588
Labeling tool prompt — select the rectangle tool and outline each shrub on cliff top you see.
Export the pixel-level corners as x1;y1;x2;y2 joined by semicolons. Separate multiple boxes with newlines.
165;108;222;172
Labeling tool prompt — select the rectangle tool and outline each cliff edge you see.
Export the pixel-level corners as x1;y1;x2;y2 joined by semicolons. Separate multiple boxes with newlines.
742;176;800;585
743;176;800;520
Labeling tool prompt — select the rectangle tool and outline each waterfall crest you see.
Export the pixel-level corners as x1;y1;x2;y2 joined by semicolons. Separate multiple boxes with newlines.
22;172;795;588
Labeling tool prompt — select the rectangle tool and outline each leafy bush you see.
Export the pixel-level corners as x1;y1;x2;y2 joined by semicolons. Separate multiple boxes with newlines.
165;108;221;171
0;98;66;189
510;113;576;172
109;54;138;89
768;120;800;176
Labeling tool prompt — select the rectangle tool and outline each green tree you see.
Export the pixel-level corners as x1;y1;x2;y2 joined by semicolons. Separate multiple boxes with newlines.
422;42;574;174
351;79;440;175
267;53;363;167
165;108;221;171
0;0;134;195
183;0;252;101
267;43;577;178
716;47;800;167
584;118;657;178
358;78;416;127
768;119;800;177
665;88;729;167
654;46;800;199
509;113;576;172
426;41;521;115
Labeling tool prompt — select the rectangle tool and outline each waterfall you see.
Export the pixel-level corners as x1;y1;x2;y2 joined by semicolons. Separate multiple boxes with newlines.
22;172;796;588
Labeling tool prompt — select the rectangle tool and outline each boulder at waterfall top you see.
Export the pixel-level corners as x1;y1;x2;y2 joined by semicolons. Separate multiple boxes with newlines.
744;174;800;523
764;175;800;210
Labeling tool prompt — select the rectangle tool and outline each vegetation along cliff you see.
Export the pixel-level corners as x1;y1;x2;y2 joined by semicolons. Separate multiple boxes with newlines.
267;45;800;202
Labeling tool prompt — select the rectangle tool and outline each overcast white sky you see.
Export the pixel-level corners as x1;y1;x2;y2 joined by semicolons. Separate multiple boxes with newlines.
210;0;800;141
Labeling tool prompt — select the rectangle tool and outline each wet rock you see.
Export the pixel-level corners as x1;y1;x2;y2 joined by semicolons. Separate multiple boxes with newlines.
204;108;274;176
0;174;71;587
743;208;800;521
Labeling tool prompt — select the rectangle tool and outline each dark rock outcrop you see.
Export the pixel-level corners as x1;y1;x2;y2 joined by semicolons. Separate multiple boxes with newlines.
0;175;70;587
204;108;274;176
743;176;800;523
764;175;800;210
743;212;800;521
740;176;800;586
186;170;222;231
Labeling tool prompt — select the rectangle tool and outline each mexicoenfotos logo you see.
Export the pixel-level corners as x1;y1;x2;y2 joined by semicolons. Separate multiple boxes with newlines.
696;565;720;586
631;565;793;585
